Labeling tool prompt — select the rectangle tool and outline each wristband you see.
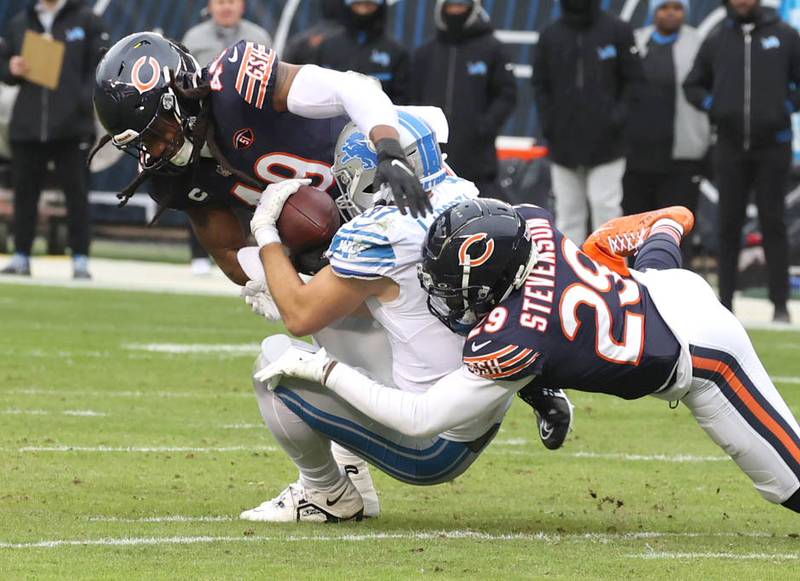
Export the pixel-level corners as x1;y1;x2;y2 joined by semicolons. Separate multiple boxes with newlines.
254;226;281;248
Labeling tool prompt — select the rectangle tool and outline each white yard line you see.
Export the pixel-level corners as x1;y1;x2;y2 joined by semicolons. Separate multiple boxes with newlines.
12;445;277;453
123;343;260;355
0;530;786;550
772;376;800;385
628;551;799;561
496;449;728;462
220;423;264;430
1;409;107;417
87;516;234;523
7;388;252;399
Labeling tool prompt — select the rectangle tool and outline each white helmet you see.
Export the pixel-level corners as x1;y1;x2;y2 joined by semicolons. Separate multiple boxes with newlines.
332;110;448;220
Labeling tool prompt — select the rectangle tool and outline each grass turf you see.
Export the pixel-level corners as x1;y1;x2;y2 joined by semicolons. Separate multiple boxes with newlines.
1;283;799;579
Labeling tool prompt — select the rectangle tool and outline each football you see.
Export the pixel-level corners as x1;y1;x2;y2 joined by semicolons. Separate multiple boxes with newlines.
277;185;342;254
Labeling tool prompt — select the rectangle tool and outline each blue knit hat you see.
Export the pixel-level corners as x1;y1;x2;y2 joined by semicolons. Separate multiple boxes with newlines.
650;0;689;12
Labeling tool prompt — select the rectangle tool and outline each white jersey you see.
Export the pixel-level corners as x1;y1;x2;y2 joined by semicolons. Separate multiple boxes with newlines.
326;177;479;393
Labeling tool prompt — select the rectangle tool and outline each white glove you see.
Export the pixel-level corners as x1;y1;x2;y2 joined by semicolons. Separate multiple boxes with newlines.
240;280;281;321
250;178;312;247
253;346;335;390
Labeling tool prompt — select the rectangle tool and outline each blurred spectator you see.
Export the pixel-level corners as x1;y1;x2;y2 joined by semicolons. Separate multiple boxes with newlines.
183;0;271;66
0;0;108;279
284;0;344;65
183;0;270;275
625;0;709;260
533;0;643;244
408;0;516;197
684;0;800;322
313;0;408;103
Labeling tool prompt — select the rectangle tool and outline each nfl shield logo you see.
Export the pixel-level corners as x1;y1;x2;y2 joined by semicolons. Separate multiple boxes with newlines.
233;128;255;150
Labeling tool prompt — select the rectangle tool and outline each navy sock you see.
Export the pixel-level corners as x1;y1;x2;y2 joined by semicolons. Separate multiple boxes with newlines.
633;233;683;271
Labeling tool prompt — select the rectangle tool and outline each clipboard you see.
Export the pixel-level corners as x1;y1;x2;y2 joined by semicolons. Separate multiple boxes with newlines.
21;30;65;91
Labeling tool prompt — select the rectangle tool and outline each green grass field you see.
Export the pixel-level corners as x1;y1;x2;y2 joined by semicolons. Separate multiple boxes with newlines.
1;282;799;579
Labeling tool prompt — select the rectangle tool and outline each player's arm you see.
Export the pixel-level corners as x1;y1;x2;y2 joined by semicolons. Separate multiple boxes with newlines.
258;353;525;438
260;244;392;336
186;207;249;285
249;178;394;335
269;61;430;217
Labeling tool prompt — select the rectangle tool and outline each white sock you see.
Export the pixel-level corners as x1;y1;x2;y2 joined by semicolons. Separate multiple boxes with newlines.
649;218;683;245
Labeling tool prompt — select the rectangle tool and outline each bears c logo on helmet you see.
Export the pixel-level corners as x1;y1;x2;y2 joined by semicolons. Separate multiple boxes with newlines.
131;56;161;94
458;233;495;267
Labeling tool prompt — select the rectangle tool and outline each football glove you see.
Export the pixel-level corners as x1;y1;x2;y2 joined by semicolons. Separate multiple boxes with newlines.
373;138;432;219
254;346;336;390
250;178;312;247
240;280;281;321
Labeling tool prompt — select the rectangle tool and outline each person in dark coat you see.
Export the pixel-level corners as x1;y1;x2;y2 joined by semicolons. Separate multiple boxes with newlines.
284;0;344;65
684;0;800;322
312;0;408;104
408;0;517;198
624;0;710;263
0;0;108;278
533;0;644;244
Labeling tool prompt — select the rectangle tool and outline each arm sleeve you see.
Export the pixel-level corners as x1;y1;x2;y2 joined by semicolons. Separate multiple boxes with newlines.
325;363;525;438
286;64;400;136
683;36;714;112
480;43;518;134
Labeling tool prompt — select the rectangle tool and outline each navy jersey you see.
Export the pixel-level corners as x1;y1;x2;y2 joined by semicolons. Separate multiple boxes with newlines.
151;41;347;211
464;205;681;400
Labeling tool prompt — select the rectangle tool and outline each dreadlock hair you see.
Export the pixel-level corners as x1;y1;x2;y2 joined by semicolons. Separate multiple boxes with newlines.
88;69;264;218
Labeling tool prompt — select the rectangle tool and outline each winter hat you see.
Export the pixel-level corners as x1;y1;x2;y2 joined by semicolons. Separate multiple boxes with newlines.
650;0;689;13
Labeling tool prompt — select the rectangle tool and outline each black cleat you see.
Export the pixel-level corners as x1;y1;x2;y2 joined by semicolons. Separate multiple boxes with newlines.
517;385;574;450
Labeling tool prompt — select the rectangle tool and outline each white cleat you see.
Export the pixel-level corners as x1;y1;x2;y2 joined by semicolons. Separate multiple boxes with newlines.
342;462;380;518
331;442;381;518
240;477;364;523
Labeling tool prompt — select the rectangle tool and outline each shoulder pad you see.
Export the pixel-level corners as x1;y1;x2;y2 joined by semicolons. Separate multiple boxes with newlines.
222;41;278;111
462;337;542;381
327;208;401;279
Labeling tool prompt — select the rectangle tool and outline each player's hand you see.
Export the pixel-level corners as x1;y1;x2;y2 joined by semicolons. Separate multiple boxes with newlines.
373;138;432;219
240;280;281;321
9;56;28;78
253;346;335;389
250;178;312;247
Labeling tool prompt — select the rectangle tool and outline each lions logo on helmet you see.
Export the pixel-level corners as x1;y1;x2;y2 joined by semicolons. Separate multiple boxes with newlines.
333;110;448;220
340;133;377;171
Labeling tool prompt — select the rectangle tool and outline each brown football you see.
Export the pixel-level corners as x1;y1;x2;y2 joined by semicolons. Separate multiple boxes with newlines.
276;185;341;254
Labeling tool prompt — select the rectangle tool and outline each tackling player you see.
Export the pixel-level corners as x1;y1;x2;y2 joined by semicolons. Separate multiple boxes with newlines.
261;200;800;515
241;113;573;523
91;32;431;284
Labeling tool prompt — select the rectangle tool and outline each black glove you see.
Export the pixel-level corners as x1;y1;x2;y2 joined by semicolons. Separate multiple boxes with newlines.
373;138;432;218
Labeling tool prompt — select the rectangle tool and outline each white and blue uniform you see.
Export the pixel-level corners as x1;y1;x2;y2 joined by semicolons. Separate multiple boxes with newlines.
326;178;474;393
260;178;515;485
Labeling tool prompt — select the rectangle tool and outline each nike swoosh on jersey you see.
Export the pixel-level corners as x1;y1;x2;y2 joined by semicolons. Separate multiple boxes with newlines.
228;47;239;63
471;340;492;352
326;488;347;507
